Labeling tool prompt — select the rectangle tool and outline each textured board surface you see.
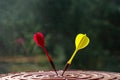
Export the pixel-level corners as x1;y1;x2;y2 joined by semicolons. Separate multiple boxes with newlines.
0;70;120;80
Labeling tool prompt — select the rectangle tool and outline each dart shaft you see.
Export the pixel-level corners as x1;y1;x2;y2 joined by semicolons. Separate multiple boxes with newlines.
62;63;70;76
62;50;77;76
67;50;77;64
42;47;58;75
50;60;58;75
42;47;51;61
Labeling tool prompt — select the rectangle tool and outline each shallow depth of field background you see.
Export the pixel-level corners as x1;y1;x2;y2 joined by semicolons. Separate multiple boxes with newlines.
0;0;120;74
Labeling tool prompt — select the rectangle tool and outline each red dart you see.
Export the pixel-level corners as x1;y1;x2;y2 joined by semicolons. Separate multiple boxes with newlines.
34;32;58;75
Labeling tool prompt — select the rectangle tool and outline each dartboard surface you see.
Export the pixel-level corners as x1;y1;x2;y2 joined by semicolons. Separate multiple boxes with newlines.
0;70;120;80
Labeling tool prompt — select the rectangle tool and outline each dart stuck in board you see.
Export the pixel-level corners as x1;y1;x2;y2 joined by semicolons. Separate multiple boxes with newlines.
62;33;90;76
34;32;58;75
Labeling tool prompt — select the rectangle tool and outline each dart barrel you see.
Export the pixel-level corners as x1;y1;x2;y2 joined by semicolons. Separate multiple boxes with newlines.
0;70;120;80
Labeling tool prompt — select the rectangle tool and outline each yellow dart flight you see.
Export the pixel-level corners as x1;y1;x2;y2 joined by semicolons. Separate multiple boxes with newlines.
68;33;90;64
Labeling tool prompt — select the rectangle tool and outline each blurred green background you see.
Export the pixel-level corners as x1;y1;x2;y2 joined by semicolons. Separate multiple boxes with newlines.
0;0;120;74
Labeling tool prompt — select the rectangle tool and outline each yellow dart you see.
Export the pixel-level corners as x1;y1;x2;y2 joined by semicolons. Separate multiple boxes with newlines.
62;33;90;76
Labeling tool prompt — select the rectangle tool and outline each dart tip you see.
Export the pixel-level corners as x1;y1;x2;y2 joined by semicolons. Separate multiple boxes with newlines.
55;70;58;76
49;60;58;76
61;63;70;76
61;70;65;76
